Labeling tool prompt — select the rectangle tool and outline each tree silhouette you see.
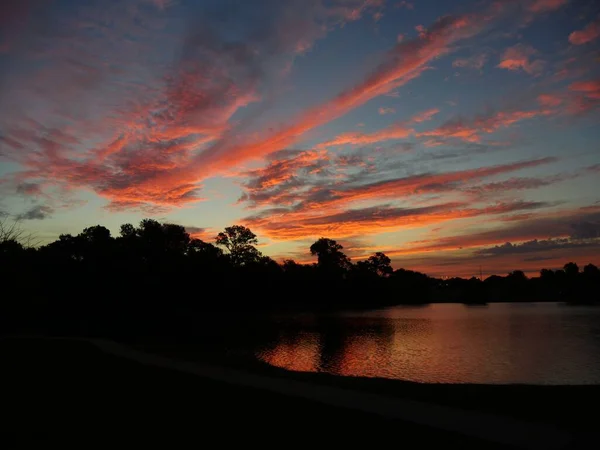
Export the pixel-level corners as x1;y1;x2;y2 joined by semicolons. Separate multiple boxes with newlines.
564;262;579;277
1;215;599;340
583;263;600;277
310;238;351;274
360;252;393;277
216;225;261;266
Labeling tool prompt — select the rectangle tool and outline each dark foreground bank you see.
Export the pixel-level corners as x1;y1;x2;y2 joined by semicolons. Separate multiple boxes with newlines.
2;338;596;449
2;337;511;448
140;341;600;433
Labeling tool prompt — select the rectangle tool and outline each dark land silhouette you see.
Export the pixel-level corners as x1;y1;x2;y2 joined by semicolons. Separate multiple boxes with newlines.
1;217;599;339
2;218;600;448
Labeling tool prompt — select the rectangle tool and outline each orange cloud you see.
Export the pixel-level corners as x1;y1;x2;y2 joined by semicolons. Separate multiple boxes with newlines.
318;124;414;148
410;108;440;123
569;19;600;45
240;157;557;241
418;108;548;143
245;200;554;241
497;44;544;75
385;205;600;258
124;14;485;205
331;158;555;205
318;107;442;148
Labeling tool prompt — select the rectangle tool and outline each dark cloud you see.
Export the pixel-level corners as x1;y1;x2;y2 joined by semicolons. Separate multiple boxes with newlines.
570;220;600;239
397;207;600;255
16;182;42;196
474;238;600;257
16;205;53;220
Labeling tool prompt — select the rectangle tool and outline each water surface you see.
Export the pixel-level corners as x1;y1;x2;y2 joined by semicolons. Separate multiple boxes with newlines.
255;303;600;384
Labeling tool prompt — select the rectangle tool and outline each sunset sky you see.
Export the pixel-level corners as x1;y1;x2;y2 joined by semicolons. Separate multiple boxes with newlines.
1;0;599;277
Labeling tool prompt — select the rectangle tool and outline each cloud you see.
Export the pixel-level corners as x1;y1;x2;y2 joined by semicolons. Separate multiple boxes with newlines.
569;19;600;45
417;108;550;143
567;78;600;114
474;238;600;257
318;124;414;148
497;44;544;75
184;226;216;242
569;79;600;99
452;53;488;70
241;155;556;215
462;175;568;197
116;13;487;206
527;0;569;13
396;1;414;10
0;0;392;211
385;206;600;257
537;94;563;107
16;205;54;221
244;199;554;240
329;158;555;205
239;149;333;207
570;220;600;239
15;182;43;196
239;157;557;240
378;107;396;115
410;108;440;123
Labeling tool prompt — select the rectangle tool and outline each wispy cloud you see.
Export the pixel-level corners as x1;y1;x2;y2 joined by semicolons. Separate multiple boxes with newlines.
569;19;600;45
417;108;551;143
453;53;488;70
16;205;54;221
378;107;396;115
497;44;545;75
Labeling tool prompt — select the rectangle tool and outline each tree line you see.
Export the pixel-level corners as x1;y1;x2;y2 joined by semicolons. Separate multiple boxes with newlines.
1;218;598;337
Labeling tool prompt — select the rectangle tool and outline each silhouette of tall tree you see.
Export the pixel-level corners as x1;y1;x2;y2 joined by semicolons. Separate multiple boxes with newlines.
583;263;600;277
359;252;393;277
564;262;579;277
310;238;351;275
216;225;261;266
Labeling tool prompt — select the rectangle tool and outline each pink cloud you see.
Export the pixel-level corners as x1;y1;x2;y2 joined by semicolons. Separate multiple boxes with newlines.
497;44;544;75
378;107;396;115
527;0;569;13
319;124;414;148
569;79;600;98
537;94;563;107
418;108;550;143
569;19;600;45
129;13;485;204
410;108;440;123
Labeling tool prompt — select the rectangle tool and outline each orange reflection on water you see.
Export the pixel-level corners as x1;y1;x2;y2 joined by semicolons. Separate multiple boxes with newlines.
254;304;600;384
258;331;321;373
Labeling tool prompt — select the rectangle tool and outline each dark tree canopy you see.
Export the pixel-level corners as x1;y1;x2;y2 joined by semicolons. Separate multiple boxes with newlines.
1;216;599;342
310;238;351;273
216;225;261;266
564;262;579;277
361;252;393;277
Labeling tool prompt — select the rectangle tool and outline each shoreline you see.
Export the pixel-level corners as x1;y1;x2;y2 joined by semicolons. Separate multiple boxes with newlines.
136;341;600;433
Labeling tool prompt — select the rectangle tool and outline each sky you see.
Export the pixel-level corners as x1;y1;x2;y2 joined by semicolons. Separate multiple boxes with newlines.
0;0;599;278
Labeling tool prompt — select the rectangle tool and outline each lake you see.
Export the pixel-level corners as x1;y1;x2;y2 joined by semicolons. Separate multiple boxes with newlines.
252;303;600;384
